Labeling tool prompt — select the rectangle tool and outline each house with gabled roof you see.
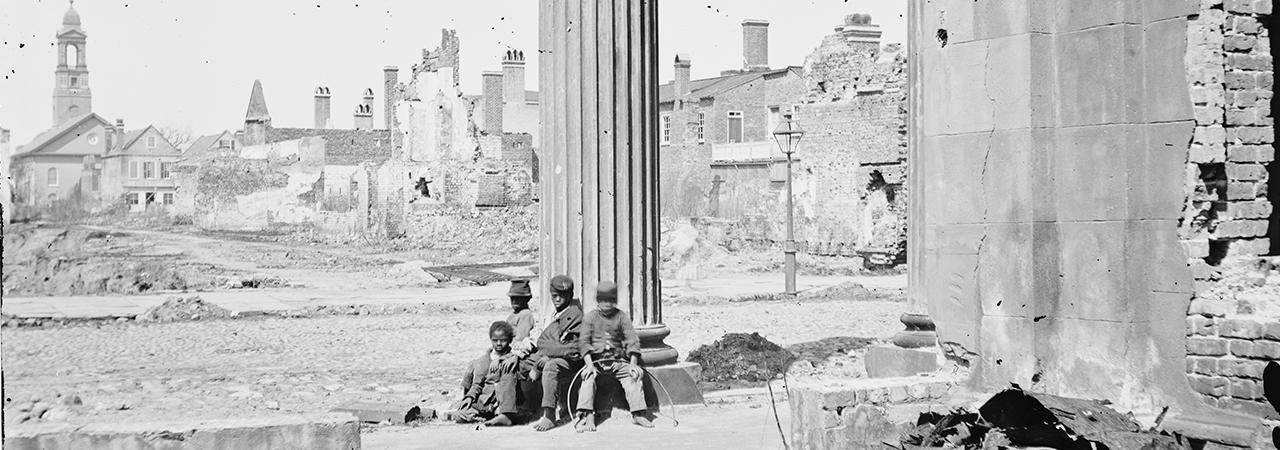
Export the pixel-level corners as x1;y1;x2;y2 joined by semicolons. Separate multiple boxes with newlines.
100;123;182;212
10;112;114;208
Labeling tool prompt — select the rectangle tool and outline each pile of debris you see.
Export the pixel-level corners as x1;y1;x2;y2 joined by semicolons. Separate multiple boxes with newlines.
136;296;232;323
901;388;1182;449
687;333;797;385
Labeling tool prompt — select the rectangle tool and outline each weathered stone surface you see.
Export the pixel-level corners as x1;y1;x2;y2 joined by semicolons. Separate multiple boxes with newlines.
864;345;941;378
2;413;360;450
1187;337;1230;356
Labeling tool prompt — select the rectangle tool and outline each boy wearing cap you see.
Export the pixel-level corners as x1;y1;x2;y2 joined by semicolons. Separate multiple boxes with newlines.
523;274;585;431
574;281;654;432
459;279;538;398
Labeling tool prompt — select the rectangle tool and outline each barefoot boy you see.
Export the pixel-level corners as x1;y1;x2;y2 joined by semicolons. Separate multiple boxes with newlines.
573;281;653;432
455;321;521;427
521;274;584;431
459;279;536;396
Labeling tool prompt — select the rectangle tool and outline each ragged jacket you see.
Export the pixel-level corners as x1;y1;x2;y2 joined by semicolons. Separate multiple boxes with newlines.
533;303;584;360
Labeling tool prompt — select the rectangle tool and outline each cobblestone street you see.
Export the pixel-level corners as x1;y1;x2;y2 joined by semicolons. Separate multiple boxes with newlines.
2;296;903;426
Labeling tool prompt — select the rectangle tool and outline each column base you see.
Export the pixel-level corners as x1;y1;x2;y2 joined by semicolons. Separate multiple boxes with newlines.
864;345;942;378
890;313;938;349
637;324;678;366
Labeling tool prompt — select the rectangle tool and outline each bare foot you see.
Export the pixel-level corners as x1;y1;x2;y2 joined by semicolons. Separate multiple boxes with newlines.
531;416;556;432
574;413;596;433
631;413;654;428
483;414;513;427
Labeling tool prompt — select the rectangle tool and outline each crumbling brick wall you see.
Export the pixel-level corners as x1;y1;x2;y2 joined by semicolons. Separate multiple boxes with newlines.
1182;0;1277;419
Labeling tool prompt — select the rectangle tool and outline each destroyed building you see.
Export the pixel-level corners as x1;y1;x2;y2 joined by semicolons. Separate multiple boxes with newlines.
660;16;909;265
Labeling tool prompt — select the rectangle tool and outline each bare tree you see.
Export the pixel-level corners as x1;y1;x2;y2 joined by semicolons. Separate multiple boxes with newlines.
157;125;194;150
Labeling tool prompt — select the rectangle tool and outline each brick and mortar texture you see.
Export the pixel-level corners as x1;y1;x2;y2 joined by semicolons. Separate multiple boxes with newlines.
1182;0;1278;421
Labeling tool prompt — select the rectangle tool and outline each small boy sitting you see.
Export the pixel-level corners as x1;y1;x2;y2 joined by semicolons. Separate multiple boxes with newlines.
458;279;536;397
454;321;522;426
573;281;654;432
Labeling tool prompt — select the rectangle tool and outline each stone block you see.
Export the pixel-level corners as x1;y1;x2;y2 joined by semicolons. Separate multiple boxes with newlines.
1188;374;1230;396
1188;337;1231;355
887;385;909;404
1190;86;1224;106
1188;315;1217;335
979;129;1056;224
1189;144;1227;163
1225;71;1258;90
1220;318;1266;338
1195;125;1227;144
1230;15;1263;33
330;401;417;424
1226;238;1272;257
1054;126;1130;221
1226;144;1275;161
1224;182;1265;200
921;43;994;136
1228;127;1275;145
1257;72;1273;90
1226;109;1260;126
1218;359;1265;378
1257;0;1274;13
641;362;705;407
1191;259;1219;281
1225;163;1269;180
1228;339;1255;357
1194;106;1223;124
1229;379;1260;399
1248;341;1280;359
1189;356;1220;375
1218;397;1279;419
1189;298;1233;317
1265;322;1280;340
1055;0;1131;32
2;413;360;450
1144;20;1196;122
1055;26;1143;127
1182;239;1211;258
1214;219;1268;237
1224;35;1257;52
1225;0;1257;12
864;345;941;378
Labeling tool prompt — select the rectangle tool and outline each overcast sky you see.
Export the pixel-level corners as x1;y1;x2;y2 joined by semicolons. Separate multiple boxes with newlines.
0;0;906;144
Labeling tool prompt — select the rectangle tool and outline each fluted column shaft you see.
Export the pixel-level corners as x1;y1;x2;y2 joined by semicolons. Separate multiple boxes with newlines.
540;0;674;364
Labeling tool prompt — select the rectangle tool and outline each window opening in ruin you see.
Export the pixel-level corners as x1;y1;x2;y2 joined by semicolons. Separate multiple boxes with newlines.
47;167;58;187
697;112;705;143
727;111;743;143
661;114;672;145
69;76;77;87
350;180;359;205
1206;240;1230;266
415;177;431;198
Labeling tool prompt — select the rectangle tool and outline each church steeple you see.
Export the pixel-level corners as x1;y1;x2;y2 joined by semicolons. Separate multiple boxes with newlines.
53;0;91;125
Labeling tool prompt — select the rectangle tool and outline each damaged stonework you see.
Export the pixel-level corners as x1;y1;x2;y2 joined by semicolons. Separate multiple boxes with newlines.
910;0;1203;417
394;30;535;209
1180;0;1278;422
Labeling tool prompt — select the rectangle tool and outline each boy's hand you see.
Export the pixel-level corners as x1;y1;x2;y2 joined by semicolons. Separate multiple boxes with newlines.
499;355;519;373
626;362;643;379
457;397;474;410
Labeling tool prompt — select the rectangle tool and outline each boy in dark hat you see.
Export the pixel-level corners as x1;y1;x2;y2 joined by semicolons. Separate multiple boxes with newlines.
521;274;585;431
454;321;521;426
574;281;653;432
460;279;537;401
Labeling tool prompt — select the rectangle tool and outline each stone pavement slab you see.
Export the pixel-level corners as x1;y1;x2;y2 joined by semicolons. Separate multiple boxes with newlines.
362;402;792;450
1;275;904;320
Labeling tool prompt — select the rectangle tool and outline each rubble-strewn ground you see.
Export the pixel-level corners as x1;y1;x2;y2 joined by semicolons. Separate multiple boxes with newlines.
1;295;903;427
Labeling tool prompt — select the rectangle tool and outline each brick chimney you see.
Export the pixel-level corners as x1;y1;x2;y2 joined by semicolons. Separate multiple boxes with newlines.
838;13;882;55
482;71;504;135
674;54;692;103
353;104;373;130
501;50;526;106
742;19;769;71
383;66;399;130
313;87;331;129
113;118;124;151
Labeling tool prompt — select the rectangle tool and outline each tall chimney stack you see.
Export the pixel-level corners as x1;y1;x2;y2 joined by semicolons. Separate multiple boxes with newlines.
353;104;373;130
742;19;770;72
839;13;883;54
481;71;504;135
383;66;399;130
313;87;331;129
501;50;526;107
674;54;692;105
113;118;124;151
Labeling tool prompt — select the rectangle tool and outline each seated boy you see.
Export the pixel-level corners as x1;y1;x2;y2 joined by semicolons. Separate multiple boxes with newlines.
573;281;654;432
519;274;584;431
458;279;537;398
454;321;522;426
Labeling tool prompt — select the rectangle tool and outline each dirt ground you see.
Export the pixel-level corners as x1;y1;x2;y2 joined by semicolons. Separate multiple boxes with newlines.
1;296;905;427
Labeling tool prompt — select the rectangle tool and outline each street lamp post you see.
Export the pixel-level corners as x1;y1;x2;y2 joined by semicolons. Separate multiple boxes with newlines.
773;116;804;296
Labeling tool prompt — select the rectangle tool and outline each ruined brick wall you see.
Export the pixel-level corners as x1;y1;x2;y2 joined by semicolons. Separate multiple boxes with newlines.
1182;0;1277;419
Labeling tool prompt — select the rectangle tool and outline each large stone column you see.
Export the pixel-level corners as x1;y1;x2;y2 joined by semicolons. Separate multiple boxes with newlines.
538;0;674;366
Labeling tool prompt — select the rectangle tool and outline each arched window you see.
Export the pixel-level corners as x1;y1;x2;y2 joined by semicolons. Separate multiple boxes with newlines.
47;167;59;187
65;44;79;67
